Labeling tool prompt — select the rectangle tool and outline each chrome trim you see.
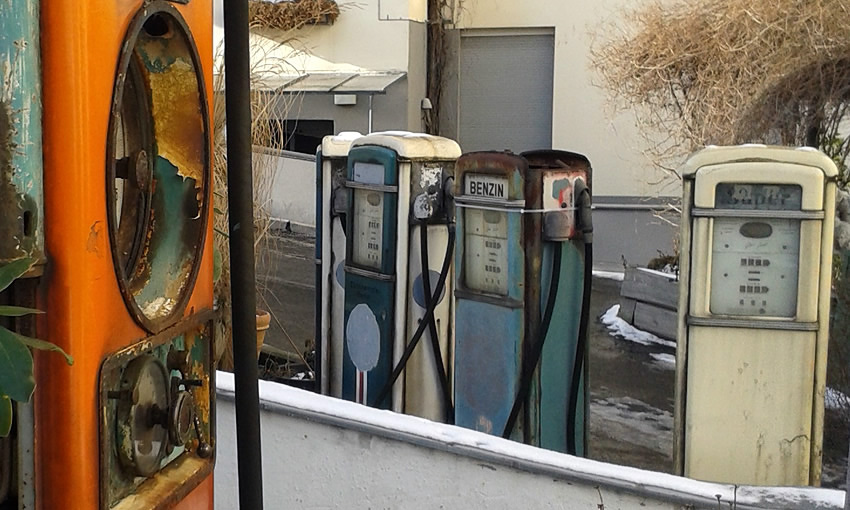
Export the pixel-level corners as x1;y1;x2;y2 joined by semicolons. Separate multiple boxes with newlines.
691;208;824;220
344;265;395;282
345;180;399;193
688;316;818;331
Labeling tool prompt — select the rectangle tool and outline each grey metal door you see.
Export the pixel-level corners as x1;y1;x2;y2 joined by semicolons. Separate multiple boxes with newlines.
459;31;554;153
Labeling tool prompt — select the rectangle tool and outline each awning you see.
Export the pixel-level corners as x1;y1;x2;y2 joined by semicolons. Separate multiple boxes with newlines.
250;71;406;94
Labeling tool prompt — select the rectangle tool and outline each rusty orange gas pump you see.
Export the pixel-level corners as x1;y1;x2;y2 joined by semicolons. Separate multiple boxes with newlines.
32;1;216;508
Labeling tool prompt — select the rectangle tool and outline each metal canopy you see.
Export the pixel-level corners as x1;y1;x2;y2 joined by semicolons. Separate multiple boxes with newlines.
249;71;406;94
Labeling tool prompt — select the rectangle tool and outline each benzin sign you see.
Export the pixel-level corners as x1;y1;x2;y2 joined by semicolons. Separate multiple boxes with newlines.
466;174;508;200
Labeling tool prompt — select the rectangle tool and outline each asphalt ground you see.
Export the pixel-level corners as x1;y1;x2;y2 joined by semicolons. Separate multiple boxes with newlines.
255;230;846;483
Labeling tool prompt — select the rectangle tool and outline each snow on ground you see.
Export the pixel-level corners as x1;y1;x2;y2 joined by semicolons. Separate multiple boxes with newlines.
600;304;676;349
826;387;850;410
592;270;625;281
649;352;676;368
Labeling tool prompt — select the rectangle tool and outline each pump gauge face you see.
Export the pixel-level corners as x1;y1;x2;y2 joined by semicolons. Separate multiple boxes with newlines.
115;356;170;478
464;208;509;295
106;9;210;332
709;183;802;317
352;189;384;270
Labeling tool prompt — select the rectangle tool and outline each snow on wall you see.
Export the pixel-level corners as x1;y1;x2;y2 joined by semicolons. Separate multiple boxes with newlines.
213;372;846;509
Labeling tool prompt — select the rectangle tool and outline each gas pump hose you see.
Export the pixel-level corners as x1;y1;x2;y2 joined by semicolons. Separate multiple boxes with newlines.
419;221;455;422
566;240;591;456
502;241;563;439
372;224;456;411
566;185;593;455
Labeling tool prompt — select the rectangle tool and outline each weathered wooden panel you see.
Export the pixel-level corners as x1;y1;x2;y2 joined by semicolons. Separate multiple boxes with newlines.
621;267;679;311
617;297;637;323
633;301;678;341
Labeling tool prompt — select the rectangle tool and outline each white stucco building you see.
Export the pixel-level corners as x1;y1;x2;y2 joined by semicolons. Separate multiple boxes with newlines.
214;0;679;269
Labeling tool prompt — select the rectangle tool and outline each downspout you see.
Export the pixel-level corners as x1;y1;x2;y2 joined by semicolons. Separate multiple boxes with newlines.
223;1;264;509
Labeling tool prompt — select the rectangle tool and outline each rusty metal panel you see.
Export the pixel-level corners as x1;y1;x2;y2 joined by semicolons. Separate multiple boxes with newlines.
0;0;43;265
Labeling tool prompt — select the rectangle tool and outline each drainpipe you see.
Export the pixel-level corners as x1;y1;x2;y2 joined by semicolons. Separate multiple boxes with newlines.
223;1;264;509
368;94;374;133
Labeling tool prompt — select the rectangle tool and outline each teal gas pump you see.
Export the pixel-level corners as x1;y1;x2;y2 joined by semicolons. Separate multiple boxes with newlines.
453;150;592;455
340;132;461;420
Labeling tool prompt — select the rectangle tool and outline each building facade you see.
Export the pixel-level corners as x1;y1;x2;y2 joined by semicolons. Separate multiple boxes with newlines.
214;0;679;269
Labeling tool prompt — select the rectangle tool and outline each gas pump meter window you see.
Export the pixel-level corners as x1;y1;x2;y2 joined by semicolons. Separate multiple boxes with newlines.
463;174;509;295
351;161;387;270
709;183;803;317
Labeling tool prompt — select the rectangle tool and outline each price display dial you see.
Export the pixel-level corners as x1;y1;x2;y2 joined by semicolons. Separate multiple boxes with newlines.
710;183;802;317
463;174;510;295
352;189;384;270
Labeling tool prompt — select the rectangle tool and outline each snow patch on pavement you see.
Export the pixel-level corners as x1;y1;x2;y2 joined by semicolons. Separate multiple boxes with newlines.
601;304;676;349
592;270;625;281
826;387;850;410
649;352;676;368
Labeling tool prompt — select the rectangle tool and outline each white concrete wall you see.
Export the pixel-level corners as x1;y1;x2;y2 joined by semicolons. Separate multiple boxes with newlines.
255;148;317;229
213;373;845;510
453;0;678;199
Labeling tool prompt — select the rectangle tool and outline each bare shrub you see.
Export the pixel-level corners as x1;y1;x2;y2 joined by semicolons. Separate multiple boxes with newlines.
591;0;850;180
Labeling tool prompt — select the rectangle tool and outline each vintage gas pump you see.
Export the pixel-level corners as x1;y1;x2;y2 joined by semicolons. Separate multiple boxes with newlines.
38;2;216;509
340;132;461;422
453;150;593;455
317;132;362;397
674;145;836;486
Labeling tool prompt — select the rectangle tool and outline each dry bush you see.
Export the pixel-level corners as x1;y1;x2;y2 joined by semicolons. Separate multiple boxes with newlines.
212;41;306;371
591;0;850;178
248;0;340;30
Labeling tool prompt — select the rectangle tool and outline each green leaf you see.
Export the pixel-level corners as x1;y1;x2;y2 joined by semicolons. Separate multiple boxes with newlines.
0;326;35;402
213;207;226;216
214;227;230;238
0;305;44;317
0;395;11;438
12;331;73;366
0;257;35;294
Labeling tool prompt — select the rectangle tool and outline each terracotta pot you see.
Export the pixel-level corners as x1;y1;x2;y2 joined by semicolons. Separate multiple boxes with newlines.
256;309;271;357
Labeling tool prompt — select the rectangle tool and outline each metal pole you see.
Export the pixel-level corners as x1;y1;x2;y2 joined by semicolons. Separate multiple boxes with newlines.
223;1;264;509
368;94;373;134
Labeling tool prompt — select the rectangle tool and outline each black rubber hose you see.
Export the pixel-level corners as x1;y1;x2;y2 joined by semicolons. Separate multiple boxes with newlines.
566;240;592;455
372;224;456;409
419;222;455;422
502;242;563;439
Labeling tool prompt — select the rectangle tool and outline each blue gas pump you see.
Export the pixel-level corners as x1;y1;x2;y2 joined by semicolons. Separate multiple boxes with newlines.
453;150;592;455
338;132;461;419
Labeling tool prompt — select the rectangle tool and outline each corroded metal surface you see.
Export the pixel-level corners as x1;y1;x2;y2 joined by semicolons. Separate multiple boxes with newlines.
99;311;215;509
0;0;43;265
106;4;210;332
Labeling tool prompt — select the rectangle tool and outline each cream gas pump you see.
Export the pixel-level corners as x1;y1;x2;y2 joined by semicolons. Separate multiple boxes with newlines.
339;132;461;422
675;145;837;486
317;132;362;397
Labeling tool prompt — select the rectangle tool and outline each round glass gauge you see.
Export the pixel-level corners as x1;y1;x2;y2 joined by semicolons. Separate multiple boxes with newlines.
116;356;170;477
106;6;210;333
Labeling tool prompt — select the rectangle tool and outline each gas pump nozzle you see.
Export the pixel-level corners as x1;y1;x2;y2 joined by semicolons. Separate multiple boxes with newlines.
574;178;593;243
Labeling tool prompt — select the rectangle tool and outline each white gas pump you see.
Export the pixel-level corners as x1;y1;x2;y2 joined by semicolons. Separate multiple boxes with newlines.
317;132;362;397
324;131;461;422
675;145;837;486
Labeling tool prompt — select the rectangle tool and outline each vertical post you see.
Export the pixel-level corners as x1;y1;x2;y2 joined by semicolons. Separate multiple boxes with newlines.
368;94;374;134
223;1;264;509
845;439;850;510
